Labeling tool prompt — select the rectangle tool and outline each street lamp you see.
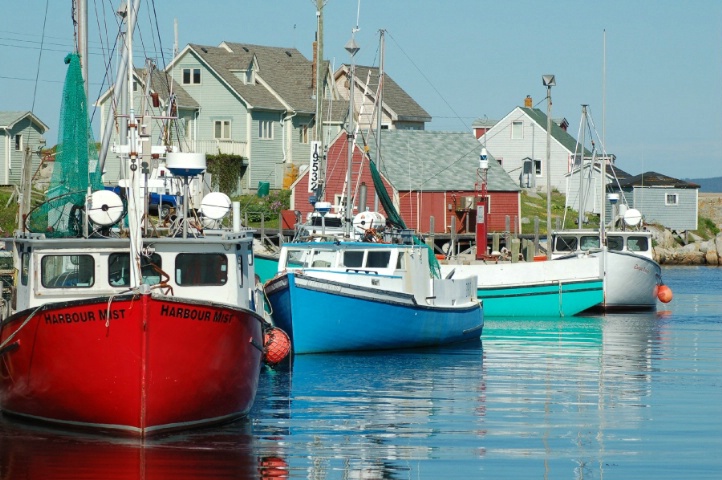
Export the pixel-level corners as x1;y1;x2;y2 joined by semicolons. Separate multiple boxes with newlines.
542;74;555;259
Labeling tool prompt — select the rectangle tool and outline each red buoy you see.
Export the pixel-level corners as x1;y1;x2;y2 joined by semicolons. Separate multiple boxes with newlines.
657;285;673;304
263;327;291;365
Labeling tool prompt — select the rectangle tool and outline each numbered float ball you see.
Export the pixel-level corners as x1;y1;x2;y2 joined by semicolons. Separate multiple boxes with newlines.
657;285;673;303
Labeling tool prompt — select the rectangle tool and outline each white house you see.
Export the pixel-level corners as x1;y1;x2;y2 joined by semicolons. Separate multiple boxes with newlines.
0;111;48;186
478;104;583;194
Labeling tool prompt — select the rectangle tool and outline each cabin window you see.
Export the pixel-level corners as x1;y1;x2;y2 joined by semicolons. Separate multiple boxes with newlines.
14;135;22;151
627;236;648;252
554;236;577;252
182;68;201;85
214;120;231;140
175;253;227;286
665;193;679;206
342;251;364;268
511;121;523;139
366;251;391;268
108;253;163;287
310;249;336;268
607;236;624;251
21;251;30;286
285;249;308;268
580;236;600;251
41;255;95;288
259;120;273;139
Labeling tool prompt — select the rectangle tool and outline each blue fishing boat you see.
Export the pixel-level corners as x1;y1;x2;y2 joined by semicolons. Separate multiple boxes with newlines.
264;240;483;354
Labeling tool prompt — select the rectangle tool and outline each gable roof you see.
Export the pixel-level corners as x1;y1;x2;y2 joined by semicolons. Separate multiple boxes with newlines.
340;65;431;123
182;42;322;114
139;68;199;109
618;171;700;189
0;111;49;132
366;130;519;192
519;107;591;156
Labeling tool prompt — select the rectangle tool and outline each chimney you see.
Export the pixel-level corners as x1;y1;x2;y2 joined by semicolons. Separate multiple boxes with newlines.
311;35;318;91
524;95;532;108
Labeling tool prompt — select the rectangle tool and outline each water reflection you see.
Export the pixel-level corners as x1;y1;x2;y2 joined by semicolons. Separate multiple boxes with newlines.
252;342;486;478
0;419;262;479
0;307;696;479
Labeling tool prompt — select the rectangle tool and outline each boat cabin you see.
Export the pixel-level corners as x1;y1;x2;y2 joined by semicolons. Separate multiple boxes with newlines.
551;229;654;260
9;231;257;313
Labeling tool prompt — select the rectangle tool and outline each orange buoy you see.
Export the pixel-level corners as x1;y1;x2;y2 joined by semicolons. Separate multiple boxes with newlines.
263;327;291;365
657;284;673;304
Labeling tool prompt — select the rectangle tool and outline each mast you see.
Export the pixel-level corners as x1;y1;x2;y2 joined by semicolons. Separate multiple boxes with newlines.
315;1;325;200
76;0;88;103
373;30;385;212
578;105;587;228
344;32;360;238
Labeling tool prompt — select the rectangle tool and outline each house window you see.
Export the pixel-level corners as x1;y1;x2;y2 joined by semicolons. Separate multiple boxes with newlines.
534;159;542;176
182;68;201;85
214;120;231;140
259;120;273;140
665;193;679;205
15;134;22;151
511;121;523;139
299;125;309;144
133;80;138;92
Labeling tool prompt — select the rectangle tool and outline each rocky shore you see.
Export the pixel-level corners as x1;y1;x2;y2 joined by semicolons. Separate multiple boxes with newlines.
651;193;722;266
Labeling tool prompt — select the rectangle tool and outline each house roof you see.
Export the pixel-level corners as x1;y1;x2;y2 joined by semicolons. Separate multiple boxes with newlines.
520;107;592;157
472;118;499;128
0;111;49;132
617;171;700;189
185;42;322;114
348;65;431;123
366;130;520;192
138;68;199;109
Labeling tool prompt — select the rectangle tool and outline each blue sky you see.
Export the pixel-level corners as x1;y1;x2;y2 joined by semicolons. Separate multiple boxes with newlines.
2;0;721;180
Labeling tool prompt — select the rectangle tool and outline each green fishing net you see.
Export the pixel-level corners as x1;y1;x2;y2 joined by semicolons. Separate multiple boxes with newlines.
25;53;104;237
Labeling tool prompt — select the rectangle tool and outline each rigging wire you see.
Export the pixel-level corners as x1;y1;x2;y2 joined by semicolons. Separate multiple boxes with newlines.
385;30;468;132
30;0;50;113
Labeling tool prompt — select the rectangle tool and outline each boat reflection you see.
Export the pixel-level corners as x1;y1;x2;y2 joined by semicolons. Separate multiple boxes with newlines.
0;419;273;480
252;342;486;478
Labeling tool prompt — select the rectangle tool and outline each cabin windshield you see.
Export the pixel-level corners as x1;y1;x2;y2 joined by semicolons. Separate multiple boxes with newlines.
580;236;600;251
555;236;578;252
607;236;624;251
41;254;95;288
285;248;336;269
627;236;649;252
175;253;228;285
108;252;163;287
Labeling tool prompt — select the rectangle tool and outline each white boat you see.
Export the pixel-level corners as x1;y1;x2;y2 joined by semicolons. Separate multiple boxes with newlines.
554;105;667;311
551;229;662;310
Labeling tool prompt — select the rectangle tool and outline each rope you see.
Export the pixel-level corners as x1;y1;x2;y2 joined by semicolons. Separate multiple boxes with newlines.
0;304;44;352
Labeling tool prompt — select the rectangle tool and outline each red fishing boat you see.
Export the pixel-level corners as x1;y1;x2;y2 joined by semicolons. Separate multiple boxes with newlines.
0;0;288;437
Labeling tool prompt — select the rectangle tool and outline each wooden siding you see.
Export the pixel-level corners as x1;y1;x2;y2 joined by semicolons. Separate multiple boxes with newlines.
290;135;520;234
480;107;574;194
251;111;284;190
1;118;45;186
632;187;698;231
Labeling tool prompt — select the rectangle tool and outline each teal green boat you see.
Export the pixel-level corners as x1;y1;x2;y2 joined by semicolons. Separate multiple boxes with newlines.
439;255;604;317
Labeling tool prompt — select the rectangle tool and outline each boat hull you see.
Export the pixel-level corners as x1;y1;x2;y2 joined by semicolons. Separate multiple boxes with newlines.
599;251;662;310
0;294;264;437
265;273;483;354
439;257;604;317
475;279;603;317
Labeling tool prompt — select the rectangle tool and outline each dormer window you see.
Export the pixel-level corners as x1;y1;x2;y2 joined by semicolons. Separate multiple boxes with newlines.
245;68;254;84
182;68;201;85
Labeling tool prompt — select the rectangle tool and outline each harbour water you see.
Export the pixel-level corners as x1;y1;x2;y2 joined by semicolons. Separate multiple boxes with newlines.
1;266;720;479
